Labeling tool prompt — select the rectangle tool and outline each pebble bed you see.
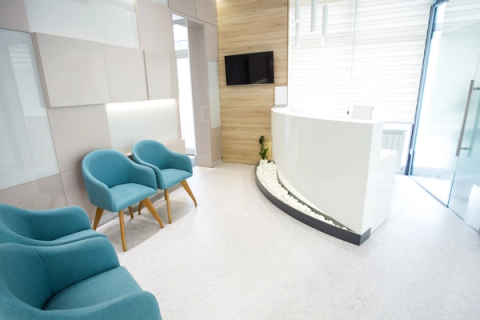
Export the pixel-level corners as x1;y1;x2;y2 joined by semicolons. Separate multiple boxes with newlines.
256;159;348;231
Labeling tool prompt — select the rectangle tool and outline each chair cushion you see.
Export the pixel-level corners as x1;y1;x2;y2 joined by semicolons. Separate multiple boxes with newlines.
54;229;107;245
109;183;157;212
159;169;192;189
44;267;142;311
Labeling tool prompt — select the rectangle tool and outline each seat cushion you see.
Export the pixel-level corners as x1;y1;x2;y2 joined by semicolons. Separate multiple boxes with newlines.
159;169;192;189
109;183;157;212
54;229;107;245
44;267;142;311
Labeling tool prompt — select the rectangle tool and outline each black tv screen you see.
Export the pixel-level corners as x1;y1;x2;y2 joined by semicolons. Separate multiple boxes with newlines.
225;51;274;86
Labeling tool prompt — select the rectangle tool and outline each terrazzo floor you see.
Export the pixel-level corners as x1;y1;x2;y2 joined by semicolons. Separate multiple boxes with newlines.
97;162;480;320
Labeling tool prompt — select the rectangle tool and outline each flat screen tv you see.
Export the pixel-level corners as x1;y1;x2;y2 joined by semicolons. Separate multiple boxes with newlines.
225;51;274;86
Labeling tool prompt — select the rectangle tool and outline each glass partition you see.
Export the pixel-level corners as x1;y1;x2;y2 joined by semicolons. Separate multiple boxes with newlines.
0;29;59;190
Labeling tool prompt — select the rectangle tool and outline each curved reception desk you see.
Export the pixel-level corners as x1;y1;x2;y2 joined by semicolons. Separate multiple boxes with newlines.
271;107;397;241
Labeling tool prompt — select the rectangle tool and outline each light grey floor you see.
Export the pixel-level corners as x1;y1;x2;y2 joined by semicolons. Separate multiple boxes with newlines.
97;163;480;320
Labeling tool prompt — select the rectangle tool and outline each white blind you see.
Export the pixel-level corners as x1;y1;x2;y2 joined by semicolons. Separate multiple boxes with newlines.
288;0;432;122
289;0;356;118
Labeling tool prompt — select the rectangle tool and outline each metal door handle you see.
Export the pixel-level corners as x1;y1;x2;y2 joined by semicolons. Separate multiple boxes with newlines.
456;80;475;157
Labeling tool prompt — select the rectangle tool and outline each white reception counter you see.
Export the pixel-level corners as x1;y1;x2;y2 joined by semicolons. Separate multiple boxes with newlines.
271;107;397;236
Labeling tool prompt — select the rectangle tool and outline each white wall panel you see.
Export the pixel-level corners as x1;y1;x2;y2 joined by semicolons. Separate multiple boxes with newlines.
0;29;59;190
145;51;179;99
149;0;168;6
165;139;186;154
107;99;180;154
32;33;110;108
24;0;139;48
205;23;218;61
46;105;112;172
103;44;148;103
136;0;175;52
0;0;30;32
195;0;217;26
170;0;197;18
0;174;66;210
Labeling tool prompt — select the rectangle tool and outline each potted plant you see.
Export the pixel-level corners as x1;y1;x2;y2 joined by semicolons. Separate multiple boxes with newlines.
259;136;269;160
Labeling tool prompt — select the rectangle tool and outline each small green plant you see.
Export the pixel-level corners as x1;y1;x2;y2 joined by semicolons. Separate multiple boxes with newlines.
259;136;269;160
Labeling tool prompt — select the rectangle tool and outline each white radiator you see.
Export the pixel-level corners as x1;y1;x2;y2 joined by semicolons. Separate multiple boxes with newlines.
382;129;407;173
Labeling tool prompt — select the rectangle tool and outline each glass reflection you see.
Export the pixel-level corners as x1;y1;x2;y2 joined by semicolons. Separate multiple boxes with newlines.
0;28;59;190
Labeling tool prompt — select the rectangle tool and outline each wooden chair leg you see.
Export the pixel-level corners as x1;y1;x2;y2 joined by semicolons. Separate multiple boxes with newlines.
92;207;104;230
141;198;164;228
180;180;197;206
128;206;134;219
138;201;143;215
118;210;127;252
164;189;172;224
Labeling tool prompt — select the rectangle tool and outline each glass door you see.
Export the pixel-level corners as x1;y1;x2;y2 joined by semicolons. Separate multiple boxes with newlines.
410;0;480;231
449;60;480;231
410;0;480;205
410;2;463;204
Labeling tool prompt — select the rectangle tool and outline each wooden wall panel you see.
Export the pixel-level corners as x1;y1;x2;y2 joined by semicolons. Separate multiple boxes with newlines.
217;0;288;164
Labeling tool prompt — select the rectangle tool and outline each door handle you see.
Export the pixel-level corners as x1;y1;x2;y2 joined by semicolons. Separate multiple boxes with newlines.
456;80;475;157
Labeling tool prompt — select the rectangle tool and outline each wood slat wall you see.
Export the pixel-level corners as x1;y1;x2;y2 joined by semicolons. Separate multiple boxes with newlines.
217;0;289;164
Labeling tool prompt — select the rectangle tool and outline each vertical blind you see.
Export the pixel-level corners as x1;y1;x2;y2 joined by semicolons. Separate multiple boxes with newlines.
288;0;432;123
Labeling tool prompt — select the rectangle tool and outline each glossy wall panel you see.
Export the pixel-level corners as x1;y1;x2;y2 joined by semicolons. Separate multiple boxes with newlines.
24;0;139;48
145;51;179;99
149;0;169;6
0;174;66;210
61;168;95;219
107;99;180;154
47;105;112;172
33;33;110;108
205;23;218;61
170;0;197;18
0;0;30;32
136;0;175;52
196;0;218;26
0;29;59;190
103;44;148;103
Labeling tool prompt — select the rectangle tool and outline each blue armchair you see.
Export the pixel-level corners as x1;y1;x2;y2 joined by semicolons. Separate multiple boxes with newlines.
0;237;162;320
0;204;106;246
132;140;197;224
82;149;164;251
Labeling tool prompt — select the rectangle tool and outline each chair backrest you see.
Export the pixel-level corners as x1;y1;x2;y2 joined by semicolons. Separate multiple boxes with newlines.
0;204;35;244
132;140;170;170
82;149;133;188
0;243;51;313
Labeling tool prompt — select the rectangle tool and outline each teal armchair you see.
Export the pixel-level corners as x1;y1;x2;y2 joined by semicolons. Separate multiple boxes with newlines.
82;149;164;251
132;140;197;224
0;204;105;246
0;237;162;320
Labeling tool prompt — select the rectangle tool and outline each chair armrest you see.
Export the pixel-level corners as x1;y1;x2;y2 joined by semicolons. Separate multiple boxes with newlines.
132;154;165;190
28;207;91;241
128;161;158;190
82;168;114;211
37;237;119;295
1;292;161;320
167;150;193;174
52;291;162;320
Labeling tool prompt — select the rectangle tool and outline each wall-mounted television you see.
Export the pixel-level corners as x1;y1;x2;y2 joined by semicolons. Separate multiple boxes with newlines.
225;51;274;86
